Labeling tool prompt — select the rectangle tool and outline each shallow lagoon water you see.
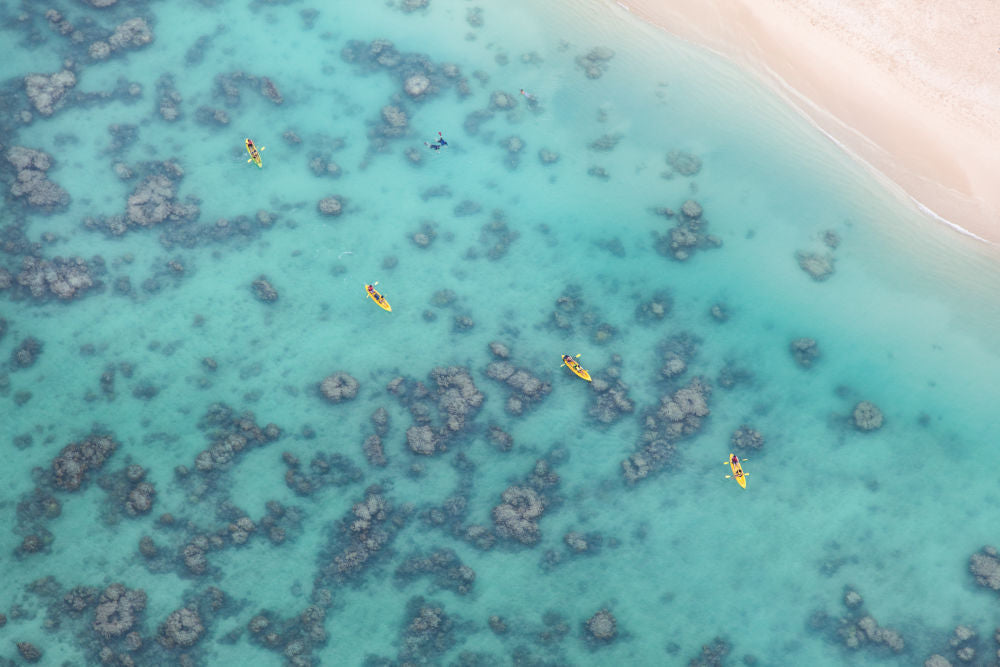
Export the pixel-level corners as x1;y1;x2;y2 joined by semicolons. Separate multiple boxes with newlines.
3;0;1000;665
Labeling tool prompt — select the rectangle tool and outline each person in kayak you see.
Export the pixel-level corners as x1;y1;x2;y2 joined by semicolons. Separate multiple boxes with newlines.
425;132;448;150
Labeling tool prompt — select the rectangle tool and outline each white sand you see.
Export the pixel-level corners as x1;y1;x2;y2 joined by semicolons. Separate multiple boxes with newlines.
613;0;1000;242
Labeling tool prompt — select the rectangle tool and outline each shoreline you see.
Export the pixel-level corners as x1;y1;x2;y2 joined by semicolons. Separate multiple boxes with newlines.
610;0;1000;244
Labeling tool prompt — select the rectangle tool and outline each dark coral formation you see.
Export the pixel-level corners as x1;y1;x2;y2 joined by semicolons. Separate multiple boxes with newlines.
17;642;42;663
588;356;634;424
852;400;884;431
499;135;525;170
283;451;363;496
969;546;1000;591
322;487;408;583
584;609;617;643
797;251;836;281
340;38;470;158
653;199;722;261
790;337;820;368
14;256;97;300
83;162;198;237
664;149;702;177
397;597;457;664
319;371;359;403
473;209;520;261
51;434;119;491
24;69;77;116
6;146;69;211
389;366;484;456
158;606;204;648
658;333;700;380
731;425;764;450
214;71;284;107
835;587;904;653
246;604;329;664
107;17;154;53
589;133;622;152
10;336;42;368
363;435;387;466
317;196;343;216
808;587;905;655
98;463;156;521
545;284;617;345
395;548;476;595
492;485;545;545
92;584;147;639
622;377;712;484
309;152;342;179
251;275;279;302
156;73;182;121
716;360;753;390
575;47;615;79
184;403;283;484
125;167;195;230
687;637;731;666
491;458;560;545
563;530;603;555
485;351;551;416
635;290;672;324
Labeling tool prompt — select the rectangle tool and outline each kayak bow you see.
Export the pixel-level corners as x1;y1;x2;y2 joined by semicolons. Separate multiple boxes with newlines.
561;354;592;382
366;283;391;312
726;453;748;489
245;138;264;168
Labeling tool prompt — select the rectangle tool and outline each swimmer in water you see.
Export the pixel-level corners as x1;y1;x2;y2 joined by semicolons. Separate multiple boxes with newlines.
424;131;448;150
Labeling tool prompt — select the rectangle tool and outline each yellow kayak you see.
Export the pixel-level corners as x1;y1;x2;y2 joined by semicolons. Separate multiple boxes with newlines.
562;354;592;382
727;453;747;489
366;284;391;312
245;138;263;168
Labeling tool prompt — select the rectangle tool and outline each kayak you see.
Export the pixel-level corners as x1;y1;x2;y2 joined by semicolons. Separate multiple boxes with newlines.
366;284;391;312
562;354;592;382
728;453;747;489
245;138;263;168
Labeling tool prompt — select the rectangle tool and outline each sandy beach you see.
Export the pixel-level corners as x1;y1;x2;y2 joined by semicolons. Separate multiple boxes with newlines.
614;0;1000;243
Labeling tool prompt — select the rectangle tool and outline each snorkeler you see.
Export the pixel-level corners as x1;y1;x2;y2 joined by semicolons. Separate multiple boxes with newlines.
424;132;448;150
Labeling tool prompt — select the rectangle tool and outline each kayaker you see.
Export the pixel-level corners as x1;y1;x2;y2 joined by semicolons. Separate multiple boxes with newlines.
425;132;448;150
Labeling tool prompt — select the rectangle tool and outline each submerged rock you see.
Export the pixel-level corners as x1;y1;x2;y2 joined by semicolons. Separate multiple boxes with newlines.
318;196;343;216
790;337;820;367
585;609;617;642
852;401;884;431
158;607;204;648
319;372;359;403
7;146;69;211
796;251;836;281
731;425;764;450
492;485;544;545
969;546;1000;590
92;584;147;639
665;149;702;176
575;47;615;79
25;70;76;116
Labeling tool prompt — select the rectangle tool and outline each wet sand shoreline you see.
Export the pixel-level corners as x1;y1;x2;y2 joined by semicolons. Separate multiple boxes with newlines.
609;0;1000;243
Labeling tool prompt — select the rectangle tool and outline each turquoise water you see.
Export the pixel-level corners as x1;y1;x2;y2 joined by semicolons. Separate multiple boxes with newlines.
3;0;1000;664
